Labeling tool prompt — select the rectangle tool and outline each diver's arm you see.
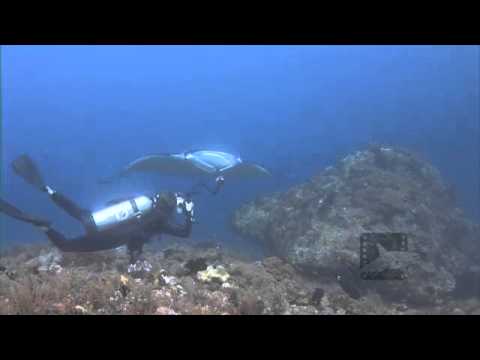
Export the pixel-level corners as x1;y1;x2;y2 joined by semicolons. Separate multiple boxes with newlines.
162;214;193;238
161;195;194;238
190;176;225;196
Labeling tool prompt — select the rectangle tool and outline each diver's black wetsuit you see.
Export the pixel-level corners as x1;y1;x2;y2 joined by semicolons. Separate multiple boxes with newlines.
42;191;192;264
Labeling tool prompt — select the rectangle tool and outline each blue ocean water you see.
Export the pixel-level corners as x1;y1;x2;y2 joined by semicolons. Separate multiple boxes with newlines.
1;45;479;251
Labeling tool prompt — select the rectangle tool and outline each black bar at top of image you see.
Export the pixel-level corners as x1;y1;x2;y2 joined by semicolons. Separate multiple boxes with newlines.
1;12;479;45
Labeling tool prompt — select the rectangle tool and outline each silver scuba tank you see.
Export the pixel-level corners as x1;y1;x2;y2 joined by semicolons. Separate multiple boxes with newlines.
91;195;154;231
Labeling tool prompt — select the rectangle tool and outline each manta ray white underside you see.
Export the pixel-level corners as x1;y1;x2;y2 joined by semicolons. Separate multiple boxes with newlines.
118;150;271;180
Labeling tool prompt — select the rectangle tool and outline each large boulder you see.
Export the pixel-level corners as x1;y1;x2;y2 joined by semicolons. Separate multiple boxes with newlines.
232;145;480;304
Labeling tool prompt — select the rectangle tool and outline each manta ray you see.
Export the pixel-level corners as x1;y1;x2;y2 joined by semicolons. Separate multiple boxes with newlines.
100;150;271;185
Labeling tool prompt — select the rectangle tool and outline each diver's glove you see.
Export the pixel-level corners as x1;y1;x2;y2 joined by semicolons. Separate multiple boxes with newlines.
216;176;225;186
184;199;194;220
213;176;225;194
175;193;195;222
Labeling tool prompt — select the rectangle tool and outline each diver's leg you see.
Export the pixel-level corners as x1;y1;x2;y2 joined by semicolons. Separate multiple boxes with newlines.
0;198;51;227
127;237;145;264
127;236;152;273
0;198;88;254
39;226;72;251
44;186;88;220
40;226;121;252
44;187;96;233
11;154;92;227
35;224;79;252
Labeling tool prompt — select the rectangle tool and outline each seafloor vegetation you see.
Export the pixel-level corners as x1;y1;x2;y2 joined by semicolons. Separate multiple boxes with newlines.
1;241;480;315
1;145;479;315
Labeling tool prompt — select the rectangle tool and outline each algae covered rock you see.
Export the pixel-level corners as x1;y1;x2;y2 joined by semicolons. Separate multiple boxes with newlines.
25;248;63;274
232;145;479;304
197;265;230;283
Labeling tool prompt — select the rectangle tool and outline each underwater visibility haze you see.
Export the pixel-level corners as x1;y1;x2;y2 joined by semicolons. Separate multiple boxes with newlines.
0;45;479;315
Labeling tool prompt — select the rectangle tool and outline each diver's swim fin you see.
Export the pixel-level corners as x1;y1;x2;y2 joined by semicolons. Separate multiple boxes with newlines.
11;154;46;191
0;199;51;227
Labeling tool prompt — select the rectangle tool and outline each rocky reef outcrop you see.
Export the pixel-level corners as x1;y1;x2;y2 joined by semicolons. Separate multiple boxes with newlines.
232;145;480;305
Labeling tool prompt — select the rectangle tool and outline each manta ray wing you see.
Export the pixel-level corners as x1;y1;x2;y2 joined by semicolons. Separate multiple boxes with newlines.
220;162;271;180
122;154;207;176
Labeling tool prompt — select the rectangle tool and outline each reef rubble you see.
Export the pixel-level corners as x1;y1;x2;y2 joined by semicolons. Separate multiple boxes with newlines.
1;238;480;315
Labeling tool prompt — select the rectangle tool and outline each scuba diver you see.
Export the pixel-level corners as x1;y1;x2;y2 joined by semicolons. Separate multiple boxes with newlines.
0;154;195;273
